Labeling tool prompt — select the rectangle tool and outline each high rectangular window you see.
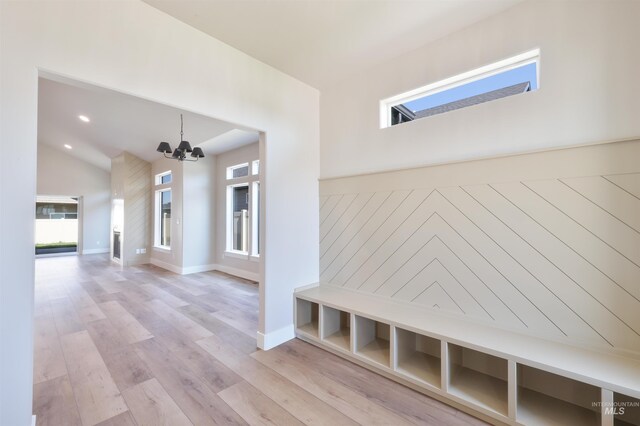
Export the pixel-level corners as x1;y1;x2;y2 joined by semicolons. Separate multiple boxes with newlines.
227;163;249;179
381;49;540;127
155;171;172;185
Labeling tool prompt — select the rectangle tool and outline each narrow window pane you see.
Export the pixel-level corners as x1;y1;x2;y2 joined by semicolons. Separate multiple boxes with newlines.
161;173;172;184
160;190;171;247
252;182;260;256
232;186;249;252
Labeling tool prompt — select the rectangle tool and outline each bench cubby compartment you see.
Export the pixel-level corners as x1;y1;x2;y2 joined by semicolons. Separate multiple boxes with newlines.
447;343;508;416
394;327;441;388
354;315;390;367
321;305;351;351
614;393;640;426
296;298;319;337
517;364;600;426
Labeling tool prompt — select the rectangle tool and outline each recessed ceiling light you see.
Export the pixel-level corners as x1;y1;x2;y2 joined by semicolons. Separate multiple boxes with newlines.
78;115;90;122
64;144;72;149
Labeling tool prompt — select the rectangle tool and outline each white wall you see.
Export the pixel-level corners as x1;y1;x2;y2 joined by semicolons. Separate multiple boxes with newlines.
215;143;260;279
0;2;319;425
150;156;219;275
182;156;217;272
320;0;640;178
37;144;110;253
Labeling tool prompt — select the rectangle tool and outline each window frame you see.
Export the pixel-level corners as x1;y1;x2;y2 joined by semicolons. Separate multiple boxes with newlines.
155;170;172;185
226;162;250;180
154;188;172;250
224;160;260;259
379;48;540;128
226;182;250;256
251;181;260;258
154;170;172;251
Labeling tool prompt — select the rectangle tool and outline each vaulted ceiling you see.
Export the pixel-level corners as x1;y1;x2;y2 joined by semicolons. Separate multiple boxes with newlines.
144;0;522;89
38;77;258;170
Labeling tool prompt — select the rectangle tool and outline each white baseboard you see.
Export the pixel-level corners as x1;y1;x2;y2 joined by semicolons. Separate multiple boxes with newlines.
214;264;259;282
81;248;109;255
181;263;217;275
150;258;183;274
150;259;258;281
257;324;295;350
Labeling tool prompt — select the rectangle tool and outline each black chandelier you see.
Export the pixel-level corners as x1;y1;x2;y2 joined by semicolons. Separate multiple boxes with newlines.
156;114;205;162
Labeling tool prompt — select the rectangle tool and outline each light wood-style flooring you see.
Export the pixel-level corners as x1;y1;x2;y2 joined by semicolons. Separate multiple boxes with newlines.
33;254;486;426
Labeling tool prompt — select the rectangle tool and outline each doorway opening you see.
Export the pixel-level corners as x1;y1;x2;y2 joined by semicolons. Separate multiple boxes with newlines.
35;195;80;256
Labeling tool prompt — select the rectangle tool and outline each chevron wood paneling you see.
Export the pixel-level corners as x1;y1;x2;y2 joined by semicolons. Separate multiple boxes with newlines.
319;141;640;355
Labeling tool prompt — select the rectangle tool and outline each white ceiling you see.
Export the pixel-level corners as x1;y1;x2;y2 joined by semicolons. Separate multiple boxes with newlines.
144;0;521;89
38;77;259;171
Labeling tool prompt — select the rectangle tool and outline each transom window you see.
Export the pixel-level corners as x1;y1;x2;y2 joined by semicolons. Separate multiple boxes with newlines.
227;163;249;179
381;49;540;128
155;171;172;185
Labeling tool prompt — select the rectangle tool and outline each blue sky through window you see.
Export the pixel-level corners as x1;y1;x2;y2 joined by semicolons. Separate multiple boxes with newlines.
402;62;537;113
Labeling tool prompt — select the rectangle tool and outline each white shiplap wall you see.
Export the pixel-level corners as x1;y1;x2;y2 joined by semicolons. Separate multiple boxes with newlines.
319;139;640;355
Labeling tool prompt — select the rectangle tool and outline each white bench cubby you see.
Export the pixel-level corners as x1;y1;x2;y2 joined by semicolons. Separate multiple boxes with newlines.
354;315;390;367
448;343;509;416
296;298;319;338
516;364;600;425
294;285;640;426
321;305;351;351
394;328;441;388
614;393;640;426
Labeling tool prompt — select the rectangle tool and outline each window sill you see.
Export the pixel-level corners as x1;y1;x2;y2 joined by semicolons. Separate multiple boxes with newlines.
153;246;171;253
225;250;249;260
250;255;260;262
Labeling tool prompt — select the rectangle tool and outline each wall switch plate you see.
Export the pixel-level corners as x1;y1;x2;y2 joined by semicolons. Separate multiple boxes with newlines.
141;248;146;254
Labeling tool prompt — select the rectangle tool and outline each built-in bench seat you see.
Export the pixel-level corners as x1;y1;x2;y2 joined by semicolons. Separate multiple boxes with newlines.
294;284;640;426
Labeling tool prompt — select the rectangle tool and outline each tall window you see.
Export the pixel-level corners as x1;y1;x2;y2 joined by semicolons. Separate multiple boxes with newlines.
231;184;249;252
154;171;172;249
226;161;259;257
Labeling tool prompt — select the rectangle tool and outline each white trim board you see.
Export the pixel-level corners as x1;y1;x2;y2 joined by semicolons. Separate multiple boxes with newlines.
150;257;183;275
214;264;259;282
150;258;259;282
82;248;109;255
257;324;295;350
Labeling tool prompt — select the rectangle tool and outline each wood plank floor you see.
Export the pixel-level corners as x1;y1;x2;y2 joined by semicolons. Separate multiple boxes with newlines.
33;254;486;426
